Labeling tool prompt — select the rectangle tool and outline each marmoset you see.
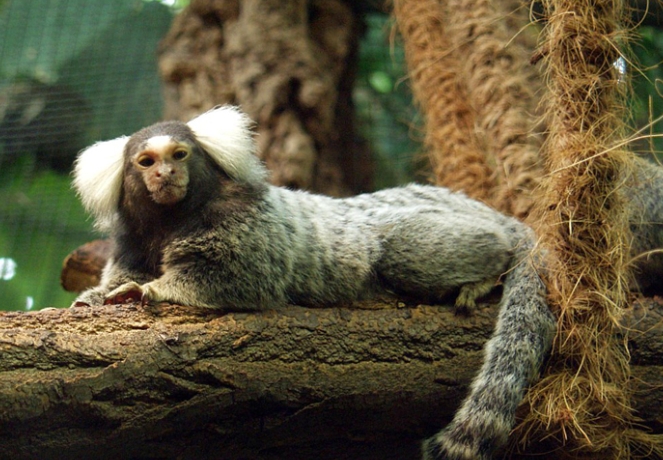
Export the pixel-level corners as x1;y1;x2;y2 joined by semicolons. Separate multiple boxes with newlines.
72;106;556;460
625;159;663;294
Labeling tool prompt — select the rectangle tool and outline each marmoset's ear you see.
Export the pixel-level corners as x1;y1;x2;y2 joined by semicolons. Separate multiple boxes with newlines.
73;136;129;231
187;105;267;186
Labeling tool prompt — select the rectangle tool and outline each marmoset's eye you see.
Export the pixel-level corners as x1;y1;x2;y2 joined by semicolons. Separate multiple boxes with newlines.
137;155;155;168
173;150;189;161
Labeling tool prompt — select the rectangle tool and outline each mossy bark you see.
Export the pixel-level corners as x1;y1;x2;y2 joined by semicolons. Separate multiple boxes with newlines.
158;0;371;196
1;298;662;459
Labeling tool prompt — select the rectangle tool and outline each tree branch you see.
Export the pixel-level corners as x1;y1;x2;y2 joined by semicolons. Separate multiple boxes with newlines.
0;297;661;459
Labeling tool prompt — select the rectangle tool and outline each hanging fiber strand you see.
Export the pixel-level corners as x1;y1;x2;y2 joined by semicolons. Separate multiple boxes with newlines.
443;0;543;218
393;0;496;206
394;0;545;218
521;0;663;457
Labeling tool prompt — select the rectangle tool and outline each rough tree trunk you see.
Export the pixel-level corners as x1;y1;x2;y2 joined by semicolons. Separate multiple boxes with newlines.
1;297;663;460
158;0;372;196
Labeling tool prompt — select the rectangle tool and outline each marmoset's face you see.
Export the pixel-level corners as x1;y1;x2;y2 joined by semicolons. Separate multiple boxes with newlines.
129;135;193;205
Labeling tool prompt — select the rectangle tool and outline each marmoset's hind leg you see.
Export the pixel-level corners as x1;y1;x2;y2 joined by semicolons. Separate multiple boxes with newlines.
375;211;513;309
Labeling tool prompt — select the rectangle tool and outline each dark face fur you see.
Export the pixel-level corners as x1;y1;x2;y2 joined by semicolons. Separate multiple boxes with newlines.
118;120;262;240
123;121;198;206
119;121;228;233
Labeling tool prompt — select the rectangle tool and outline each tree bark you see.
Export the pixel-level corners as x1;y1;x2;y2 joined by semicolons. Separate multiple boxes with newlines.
158;0;372;196
1;297;662;459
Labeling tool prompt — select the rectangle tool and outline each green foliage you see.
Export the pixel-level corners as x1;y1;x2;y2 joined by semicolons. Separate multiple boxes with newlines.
147;0;190;12
0;0;173;310
0;168;91;310
0;0;173;142
354;14;422;189
631;26;663;155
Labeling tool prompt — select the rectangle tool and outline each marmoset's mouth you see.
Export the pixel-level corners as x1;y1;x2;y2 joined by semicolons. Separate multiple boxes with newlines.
150;183;187;205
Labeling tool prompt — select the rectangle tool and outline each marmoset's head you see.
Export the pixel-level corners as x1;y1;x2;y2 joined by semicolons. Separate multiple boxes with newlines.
73;106;267;230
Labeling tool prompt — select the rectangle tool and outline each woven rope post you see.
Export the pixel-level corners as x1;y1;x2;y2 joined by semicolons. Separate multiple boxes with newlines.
393;0;543;218
521;0;663;457
393;0;496;205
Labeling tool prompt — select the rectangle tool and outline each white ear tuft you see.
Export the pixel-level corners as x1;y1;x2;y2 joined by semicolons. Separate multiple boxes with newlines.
73;136;128;232
187;106;267;186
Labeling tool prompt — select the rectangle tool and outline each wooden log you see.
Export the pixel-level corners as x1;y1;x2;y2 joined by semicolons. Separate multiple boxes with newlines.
0;297;661;459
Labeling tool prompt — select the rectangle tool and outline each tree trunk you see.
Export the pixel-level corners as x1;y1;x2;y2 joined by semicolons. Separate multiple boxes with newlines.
158;0;372;196
1;297;662;459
